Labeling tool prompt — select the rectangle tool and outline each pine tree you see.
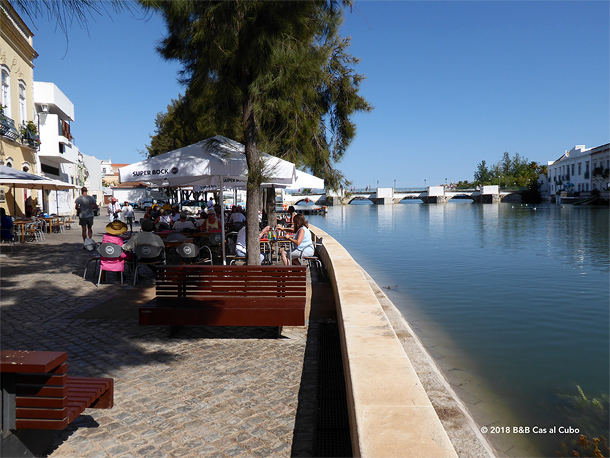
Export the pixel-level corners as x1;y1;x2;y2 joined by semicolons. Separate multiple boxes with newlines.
141;0;371;264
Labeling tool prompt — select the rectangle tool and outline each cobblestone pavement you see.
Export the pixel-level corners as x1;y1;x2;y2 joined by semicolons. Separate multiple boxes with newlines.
0;217;322;458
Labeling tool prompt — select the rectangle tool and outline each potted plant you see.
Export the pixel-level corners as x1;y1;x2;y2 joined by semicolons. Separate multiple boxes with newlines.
20;120;40;148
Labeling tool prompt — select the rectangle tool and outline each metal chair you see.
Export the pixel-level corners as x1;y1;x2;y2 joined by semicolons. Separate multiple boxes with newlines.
23;222;41;242
83;245;101;281
203;233;223;262
132;244;166;286
97;243;124;287
292;236;323;272
176;242;213;265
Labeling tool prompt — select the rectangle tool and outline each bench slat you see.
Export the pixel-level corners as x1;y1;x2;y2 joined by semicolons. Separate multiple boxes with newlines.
154;297;305;309
15;406;68;420
15;418;69;430
15;384;69;397
15;373;68;386
16;396;66;408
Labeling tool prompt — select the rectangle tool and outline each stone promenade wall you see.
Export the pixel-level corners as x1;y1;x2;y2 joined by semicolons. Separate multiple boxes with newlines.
308;225;459;458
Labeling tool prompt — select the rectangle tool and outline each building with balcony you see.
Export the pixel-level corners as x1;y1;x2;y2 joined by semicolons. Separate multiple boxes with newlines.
546;143;610;201
0;0;39;216
590;143;609;193
34;81;81;214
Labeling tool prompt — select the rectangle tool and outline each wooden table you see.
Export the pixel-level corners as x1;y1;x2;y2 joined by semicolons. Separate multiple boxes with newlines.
260;237;292;263
12;220;29;242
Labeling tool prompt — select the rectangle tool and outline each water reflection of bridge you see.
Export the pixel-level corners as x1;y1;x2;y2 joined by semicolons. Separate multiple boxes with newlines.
282;186;523;205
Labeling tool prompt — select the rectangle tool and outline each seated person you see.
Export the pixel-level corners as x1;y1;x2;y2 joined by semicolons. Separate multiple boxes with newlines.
101;220;130;272
172;212;195;232
0;208;14;241
281;213;315;265
194;211;208;229
169;206;181;224
236;224;270;263
122;219;165;262
155;209;172;231
228;207;246;224
203;210;221;232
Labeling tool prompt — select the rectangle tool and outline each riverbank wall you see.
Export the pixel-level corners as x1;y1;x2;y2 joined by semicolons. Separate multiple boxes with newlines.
309;224;495;458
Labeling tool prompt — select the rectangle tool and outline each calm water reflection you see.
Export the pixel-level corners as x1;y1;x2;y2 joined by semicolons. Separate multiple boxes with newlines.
308;202;609;457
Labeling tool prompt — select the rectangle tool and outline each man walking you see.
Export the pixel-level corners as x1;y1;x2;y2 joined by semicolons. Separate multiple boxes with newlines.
108;197;121;222
75;187;96;246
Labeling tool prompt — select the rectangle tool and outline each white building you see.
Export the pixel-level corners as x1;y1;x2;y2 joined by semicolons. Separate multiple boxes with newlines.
590;143;610;192
80;151;103;204
546;144;610;198
34;82;104;214
34;82;78;214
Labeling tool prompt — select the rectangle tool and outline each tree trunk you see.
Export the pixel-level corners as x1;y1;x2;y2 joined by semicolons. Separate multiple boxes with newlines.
243;92;262;265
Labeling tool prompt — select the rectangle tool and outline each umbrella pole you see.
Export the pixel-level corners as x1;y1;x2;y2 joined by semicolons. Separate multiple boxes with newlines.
55;189;59;215
12;184;16;216
219;176;226;265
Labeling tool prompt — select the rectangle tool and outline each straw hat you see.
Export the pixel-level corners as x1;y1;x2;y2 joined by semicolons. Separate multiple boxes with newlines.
105;220;128;235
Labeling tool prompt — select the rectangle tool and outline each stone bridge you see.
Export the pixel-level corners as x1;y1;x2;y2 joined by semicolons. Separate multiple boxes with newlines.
281;186;523;205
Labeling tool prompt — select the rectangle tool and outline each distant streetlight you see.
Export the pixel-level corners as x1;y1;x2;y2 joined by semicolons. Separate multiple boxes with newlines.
445;178;447;186
394;179;396;189
376;180;379;188
424;179;427;188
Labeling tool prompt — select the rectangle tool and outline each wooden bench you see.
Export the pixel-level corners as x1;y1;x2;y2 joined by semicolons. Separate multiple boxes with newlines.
139;265;307;336
1;350;113;456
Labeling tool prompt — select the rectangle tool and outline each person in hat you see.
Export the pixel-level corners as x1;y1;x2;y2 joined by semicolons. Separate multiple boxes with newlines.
100;220;130;273
75;187;97;245
108;197;122;222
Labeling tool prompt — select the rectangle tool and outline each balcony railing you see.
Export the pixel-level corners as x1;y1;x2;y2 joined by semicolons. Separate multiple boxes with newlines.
0;115;20;141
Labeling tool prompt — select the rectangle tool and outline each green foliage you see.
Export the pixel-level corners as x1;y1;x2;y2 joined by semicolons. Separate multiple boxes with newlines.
140;0;370;192
554;385;610;457
469;152;545;189
19;121;40;147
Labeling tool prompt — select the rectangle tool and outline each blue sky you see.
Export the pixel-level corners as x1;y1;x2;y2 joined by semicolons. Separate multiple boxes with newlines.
27;1;609;188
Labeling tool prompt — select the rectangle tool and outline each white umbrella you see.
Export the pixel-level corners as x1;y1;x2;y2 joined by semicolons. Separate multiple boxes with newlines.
0;165;76;214
119;136;296;187
119;136;297;263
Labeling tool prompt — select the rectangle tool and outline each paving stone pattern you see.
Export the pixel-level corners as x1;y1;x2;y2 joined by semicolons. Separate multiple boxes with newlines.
0;218;322;458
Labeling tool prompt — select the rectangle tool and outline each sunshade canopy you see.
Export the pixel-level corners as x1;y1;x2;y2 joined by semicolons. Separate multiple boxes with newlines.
0;165;76;190
119;136;297;188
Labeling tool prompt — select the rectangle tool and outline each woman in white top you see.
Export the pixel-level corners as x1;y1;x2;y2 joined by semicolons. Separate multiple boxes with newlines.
281;213;314;265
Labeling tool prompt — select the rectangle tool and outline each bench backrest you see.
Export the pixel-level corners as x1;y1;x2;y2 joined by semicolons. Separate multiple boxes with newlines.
155;265;307;300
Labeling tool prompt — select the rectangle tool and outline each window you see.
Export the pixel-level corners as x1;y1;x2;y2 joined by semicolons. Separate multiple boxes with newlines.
571;164;575;175
578;163;581;175
1;66;10;115
18;81;26;124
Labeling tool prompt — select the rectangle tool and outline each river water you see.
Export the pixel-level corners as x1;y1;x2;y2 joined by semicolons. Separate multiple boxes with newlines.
305;201;609;457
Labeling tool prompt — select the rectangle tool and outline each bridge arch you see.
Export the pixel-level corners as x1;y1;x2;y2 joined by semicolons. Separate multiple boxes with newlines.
446;194;476;202
346;196;374;204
